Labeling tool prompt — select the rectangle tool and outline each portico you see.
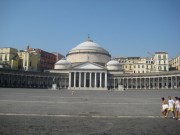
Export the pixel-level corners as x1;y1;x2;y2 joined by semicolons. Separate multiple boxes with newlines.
68;62;107;90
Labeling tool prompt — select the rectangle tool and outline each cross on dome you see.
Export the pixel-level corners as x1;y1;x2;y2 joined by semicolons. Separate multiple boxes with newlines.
86;34;93;42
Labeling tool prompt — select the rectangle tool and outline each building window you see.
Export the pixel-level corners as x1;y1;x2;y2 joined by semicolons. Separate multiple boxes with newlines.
164;66;166;71
142;65;144;68
158;55;161;60
163;55;166;60
159;61;161;64
134;65;136;68
29;61;32;67
158;66;162;70
138;65;140;68
5;54;7;60
164;61;166;64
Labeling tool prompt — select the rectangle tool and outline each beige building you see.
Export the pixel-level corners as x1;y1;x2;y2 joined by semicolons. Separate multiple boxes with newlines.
133;57;153;73
115;52;168;74
0;47;19;69
153;52;168;72
18;50;40;71
115;57;153;74
169;55;180;70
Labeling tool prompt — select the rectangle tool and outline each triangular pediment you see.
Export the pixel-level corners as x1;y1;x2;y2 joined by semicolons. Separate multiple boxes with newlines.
73;62;105;70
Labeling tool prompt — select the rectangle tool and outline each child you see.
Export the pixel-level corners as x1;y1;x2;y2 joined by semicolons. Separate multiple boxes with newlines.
161;97;168;118
166;96;175;118
175;97;180;120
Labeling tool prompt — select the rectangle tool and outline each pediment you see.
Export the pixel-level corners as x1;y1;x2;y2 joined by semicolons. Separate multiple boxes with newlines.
73;62;105;70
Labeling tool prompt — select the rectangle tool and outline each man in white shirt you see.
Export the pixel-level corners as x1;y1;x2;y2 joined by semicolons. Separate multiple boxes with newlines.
166;96;175;118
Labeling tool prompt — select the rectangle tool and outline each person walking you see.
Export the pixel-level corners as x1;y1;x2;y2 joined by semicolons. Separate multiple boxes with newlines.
161;97;168;118
166;96;175;118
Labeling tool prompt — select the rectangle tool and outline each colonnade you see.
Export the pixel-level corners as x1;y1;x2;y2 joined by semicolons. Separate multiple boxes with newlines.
68;71;107;90
1;69;180;90
109;75;180;90
0;70;69;89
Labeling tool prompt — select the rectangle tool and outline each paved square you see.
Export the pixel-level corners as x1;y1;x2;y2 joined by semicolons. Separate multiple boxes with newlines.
0;88;180;135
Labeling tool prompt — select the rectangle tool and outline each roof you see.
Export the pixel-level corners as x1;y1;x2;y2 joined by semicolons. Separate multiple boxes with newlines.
67;39;110;56
155;52;168;54
107;60;121;66
55;58;71;65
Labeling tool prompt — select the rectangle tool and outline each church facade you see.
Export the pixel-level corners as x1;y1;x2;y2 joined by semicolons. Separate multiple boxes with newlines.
49;37;123;90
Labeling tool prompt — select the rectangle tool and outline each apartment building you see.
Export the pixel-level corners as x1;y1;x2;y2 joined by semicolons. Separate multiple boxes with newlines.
169;55;180;70
0;47;19;69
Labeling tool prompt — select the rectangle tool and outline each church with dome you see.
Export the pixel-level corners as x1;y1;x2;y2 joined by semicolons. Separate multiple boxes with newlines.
1;37;179;90
49;37;123;90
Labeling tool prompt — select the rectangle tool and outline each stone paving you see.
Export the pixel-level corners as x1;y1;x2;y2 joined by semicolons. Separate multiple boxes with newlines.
0;88;180;135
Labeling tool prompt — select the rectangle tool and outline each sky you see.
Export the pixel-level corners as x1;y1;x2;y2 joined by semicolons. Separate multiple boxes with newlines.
0;0;180;59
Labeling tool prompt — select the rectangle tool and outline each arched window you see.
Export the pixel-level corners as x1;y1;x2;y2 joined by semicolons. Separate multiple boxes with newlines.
158;55;161;60
163;55;166;60
164;66;166;71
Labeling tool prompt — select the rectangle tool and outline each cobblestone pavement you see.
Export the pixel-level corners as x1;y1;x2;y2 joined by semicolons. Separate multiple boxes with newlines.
0;88;180;135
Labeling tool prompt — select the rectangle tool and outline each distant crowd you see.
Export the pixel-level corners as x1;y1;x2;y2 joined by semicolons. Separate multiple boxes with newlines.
161;96;180;120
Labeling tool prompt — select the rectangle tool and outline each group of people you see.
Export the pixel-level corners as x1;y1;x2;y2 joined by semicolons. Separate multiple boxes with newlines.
161;96;180;120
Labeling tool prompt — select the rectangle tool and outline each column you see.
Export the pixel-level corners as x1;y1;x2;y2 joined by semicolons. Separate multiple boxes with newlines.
144;78;146;89
162;77;164;89
176;76;177;89
127;78;128;89
153;77;155;89
171;76;173;89
123;78;125;89
105;72;107;89
90;72;92;88
136;78;137;89
114;78;115;89
157;77;159;89
95;72;97;87
84;72;86;88
59;77;62;88
100;72;102;88
74;72;76;88
65;78;66;88
79;72;81;88
69;72;71;88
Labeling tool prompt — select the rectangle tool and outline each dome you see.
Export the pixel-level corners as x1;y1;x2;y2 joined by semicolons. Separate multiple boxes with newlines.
54;58;71;69
69;39;110;55
107;60;122;70
66;38;111;65
107;60;120;66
